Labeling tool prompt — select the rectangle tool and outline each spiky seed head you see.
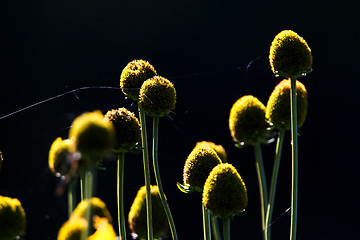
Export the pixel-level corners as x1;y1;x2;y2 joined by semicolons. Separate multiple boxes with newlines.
128;185;169;239
269;30;312;79
194;141;227;162
0;196;26;240
266;79;308;130
229;95;270;145
104;108;141;153
202;163;248;219
120;59;158;100
139;76;176;117
48;137;74;176
57;216;88;240
183;146;222;192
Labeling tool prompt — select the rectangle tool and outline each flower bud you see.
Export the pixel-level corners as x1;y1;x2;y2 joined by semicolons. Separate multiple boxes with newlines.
0;196;26;240
57;216;88;240
194;141;227;162
88;216;117;240
48;137;74;176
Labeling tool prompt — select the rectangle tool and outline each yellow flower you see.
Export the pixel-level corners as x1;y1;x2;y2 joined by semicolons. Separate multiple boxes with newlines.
269;30;312;79
183;146;222;192
229;95;269;145
139;76;176;117
128;185;169;240
48;137;74;176
120;59;157;100
203;163;248;219
88;216;116;240
0;196;26;240
266;79;308;130
104;107;141;153
57;216;88;240
194;141;227;162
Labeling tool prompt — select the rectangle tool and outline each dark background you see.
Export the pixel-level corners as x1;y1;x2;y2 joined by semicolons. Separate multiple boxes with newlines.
1;0;359;239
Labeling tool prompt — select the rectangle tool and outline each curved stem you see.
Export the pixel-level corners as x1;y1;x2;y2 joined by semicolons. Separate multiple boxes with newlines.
152;116;178;240
202;202;212;240
222;218;230;240
139;107;153;240
254;142;268;240
289;77;298;240
265;129;285;240
117;152;127;240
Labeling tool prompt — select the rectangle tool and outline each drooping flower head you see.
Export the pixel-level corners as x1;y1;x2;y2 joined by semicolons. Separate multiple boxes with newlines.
229;95;270;146
139;76;176;117
57;216;88;240
104;108;141;153
194;141;227;162
128;185;169;240
120;59;158;100
269;30;312;79
183;146;222;192
0;196;26;240
203;163;248;219
69;111;115;163
266;79;308;130
48;137;74;176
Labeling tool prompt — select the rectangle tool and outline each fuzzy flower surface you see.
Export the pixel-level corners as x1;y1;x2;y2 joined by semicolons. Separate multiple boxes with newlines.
120;59;157;100
229;95;270;145
183;146;222;192
69;111;115;162
269;30;312;79
48;137;74;176
203;163;248;219
57;216;88;240
195;141;227;162
128;185;169;240
104;107;141;153
266;79;308;130
139;76;176;117
0;196;26;240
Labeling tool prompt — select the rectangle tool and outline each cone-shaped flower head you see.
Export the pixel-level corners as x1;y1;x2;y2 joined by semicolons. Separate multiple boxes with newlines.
195;141;227;162
57;216;88;240
203;163;248;219
266;79;308;130
48;137;74;176
104;108;141;153
269;30;312;79
120;59;158;100
88;216;117;240
183;146;222;192
139;76;176;117
0;196;26;240
128;185;169;240
229;95;270;145
69;111;115;163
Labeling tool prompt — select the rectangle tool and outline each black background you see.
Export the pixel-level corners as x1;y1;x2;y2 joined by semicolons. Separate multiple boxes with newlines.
1;0;359;239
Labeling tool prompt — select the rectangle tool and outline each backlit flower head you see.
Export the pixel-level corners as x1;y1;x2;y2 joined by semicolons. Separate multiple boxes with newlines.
48;137;74;176
183;146;222;192
266;79;308;130
195;141;227;162
0;196;26;240
104;107;141;153
88;216;117;240
120;59;158;100
57;216;88;240
139;76;176;117
128;185;169;240
203;163;248;219
229;95;270;146
269;30;312;79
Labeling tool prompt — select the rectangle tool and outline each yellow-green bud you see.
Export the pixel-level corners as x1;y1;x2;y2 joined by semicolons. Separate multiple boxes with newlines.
183;146;222;192
139;76;176;117
203;163;248;219
57;216;88;240
194;141;227;162
120;59;158;100
128;185;169;240
0;196;26;240
266;79;308;130
269;30;312;79
69;111;115;163
48;137;74;176
104;108;141;153
229;95;270;145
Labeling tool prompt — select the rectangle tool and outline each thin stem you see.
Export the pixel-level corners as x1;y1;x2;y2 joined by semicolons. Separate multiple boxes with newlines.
82;166;95;240
139;107;153;240
211;215;222;240
222;218;230;240
289;77;298;240
80;169;85;202
265;129;286;240
152;116;178;240
202;202;212;240
117;152;127;240
253;142;268;240
68;180;77;217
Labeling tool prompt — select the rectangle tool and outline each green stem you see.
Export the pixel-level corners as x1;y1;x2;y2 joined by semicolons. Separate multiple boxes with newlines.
289;77;298;240
68;180;77;217
202;202;212;240
222;218;230;240
139;107;153;240
265;129;285;240
80;169;85;202
152;116;178;240
82;166;95;240
253;142;268;240
117;152;127;240
211;215;222;240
